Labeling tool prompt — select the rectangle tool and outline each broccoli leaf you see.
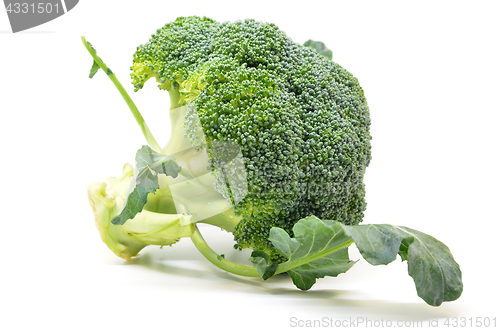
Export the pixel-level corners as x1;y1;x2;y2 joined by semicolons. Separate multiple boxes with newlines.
88;58;113;78
303;39;333;60
89;60;100;78
268;216;463;306
249;251;277;280
111;145;182;225
269;216;356;290
343;224;463;306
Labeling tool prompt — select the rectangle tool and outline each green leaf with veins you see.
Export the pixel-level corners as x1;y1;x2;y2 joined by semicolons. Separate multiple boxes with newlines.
111;145;182;225
266;216;462;306
269;216;356;290
343;224;463;306
303;39;333;60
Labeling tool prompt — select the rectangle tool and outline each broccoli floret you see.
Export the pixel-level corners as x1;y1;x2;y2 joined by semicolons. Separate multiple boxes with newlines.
129;17;371;260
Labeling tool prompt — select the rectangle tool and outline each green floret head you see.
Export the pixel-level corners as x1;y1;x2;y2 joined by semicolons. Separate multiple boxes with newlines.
131;16;219;92
131;17;371;261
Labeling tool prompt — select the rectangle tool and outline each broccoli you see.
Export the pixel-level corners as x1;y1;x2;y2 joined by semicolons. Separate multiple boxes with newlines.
84;16;462;306
128;16;371;260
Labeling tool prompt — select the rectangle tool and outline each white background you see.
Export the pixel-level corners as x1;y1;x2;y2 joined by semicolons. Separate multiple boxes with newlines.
1;1;499;330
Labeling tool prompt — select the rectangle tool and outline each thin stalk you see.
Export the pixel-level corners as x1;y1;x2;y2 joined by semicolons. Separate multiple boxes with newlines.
191;226;260;277
81;36;161;152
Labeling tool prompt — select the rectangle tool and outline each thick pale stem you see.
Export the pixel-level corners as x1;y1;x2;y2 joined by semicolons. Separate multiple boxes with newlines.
121;211;195;246
168;88;180;110
197;208;242;232
163;89;186;154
